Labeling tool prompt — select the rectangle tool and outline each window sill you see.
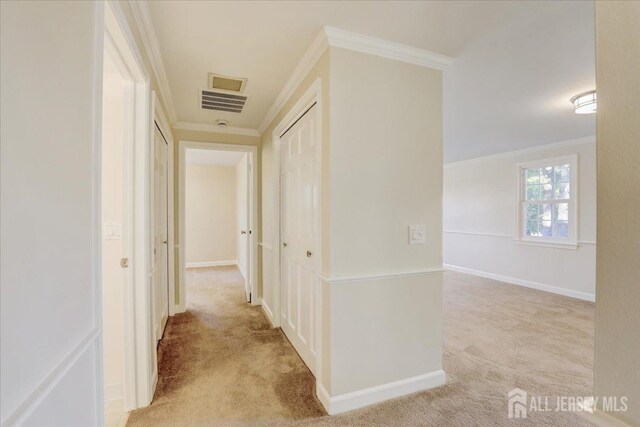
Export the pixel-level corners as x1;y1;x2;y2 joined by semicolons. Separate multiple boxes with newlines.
514;239;579;250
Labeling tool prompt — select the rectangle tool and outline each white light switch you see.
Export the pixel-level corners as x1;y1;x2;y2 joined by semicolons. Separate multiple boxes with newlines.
104;222;122;240
104;223;115;240
409;224;426;244
113;222;122;238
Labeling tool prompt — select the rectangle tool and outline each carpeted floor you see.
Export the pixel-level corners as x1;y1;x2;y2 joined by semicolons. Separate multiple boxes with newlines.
127;267;595;426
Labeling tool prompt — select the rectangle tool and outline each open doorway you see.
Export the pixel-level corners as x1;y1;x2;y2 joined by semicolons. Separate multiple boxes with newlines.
100;3;156;426
178;144;257;308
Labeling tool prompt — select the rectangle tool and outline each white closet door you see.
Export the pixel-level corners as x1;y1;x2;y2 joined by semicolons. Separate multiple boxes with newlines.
280;104;319;375
153;125;169;341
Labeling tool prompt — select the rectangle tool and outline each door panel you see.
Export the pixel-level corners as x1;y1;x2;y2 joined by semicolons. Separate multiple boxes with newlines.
280;104;319;375
153;125;169;341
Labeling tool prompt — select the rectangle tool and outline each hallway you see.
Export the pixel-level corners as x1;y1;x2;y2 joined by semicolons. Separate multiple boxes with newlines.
127;266;324;426
128;268;594;426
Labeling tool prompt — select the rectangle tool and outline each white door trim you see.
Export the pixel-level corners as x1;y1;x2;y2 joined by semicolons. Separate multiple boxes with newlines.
177;141;259;311
270;77;324;390
101;1;156;412
152;95;176;319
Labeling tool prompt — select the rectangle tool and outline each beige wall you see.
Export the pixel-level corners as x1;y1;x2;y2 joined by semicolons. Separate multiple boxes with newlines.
260;46;444;406
185;165;237;264
594;2;640;425
101;53;126;404
173;131;260;304
327;48;443;397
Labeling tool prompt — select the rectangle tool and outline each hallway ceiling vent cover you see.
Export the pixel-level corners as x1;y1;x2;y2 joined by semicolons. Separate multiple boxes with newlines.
199;89;249;114
208;73;247;93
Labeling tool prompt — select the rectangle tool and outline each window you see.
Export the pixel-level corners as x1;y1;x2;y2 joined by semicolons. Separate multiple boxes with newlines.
517;155;578;246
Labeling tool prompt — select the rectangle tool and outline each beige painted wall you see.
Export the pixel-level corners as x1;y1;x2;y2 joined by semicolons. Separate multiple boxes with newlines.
185;165;237;264
173;131;260;304
260;46;444;403
327;48;443;396
594;2;640;425
101;52;126;404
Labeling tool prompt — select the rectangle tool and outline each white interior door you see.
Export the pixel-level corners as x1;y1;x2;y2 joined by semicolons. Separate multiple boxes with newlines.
153;124;169;341
237;153;250;301
280;104;319;375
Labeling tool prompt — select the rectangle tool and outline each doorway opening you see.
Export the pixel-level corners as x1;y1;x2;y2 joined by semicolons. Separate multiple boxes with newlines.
100;3;155;426
178;142;258;310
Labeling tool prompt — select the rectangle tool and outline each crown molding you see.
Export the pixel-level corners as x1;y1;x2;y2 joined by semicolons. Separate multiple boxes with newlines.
174;121;260;137
129;0;178;125
324;26;453;71
444;135;596;168
257;28;330;134
258;26;453;134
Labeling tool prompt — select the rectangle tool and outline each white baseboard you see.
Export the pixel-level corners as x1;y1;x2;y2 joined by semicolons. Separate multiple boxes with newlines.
238;265;247;280
578;409;636;427
185;260;237;268
261;300;276;327
443;264;595;302
316;369;446;415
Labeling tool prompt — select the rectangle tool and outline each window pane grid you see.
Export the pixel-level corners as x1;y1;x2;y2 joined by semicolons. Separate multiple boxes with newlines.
521;162;572;240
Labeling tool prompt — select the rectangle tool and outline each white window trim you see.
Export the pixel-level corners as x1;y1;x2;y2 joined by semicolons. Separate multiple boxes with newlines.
515;154;579;248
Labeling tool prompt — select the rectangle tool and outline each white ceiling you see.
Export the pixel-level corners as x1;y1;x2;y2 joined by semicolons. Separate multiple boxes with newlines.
185;148;245;166
147;0;595;160
444;1;595;162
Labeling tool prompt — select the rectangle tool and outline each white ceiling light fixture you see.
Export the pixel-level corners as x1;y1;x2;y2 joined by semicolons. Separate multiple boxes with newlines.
570;90;596;114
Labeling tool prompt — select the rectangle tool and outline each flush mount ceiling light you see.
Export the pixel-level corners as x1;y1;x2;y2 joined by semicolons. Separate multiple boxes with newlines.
570;90;596;114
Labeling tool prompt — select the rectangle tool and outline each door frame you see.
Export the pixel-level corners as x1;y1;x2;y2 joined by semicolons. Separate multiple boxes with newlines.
151;94;175;324
270;78;323;382
177;141;259;310
99;1;156;412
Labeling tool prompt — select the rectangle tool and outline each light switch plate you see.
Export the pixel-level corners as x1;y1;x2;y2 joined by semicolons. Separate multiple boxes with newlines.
104;222;122;240
104;223;115;240
409;224;426;244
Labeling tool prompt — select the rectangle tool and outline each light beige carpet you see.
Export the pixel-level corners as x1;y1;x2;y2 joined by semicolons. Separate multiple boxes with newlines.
127;267;595;426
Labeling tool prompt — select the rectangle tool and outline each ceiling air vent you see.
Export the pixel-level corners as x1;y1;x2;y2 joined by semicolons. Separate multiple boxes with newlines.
208;73;247;93
200;89;248;113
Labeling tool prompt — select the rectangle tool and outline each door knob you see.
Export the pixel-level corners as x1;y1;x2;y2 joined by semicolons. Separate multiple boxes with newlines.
120;258;129;268
241;230;247;235
283;242;287;247
306;250;312;258
163;240;167;244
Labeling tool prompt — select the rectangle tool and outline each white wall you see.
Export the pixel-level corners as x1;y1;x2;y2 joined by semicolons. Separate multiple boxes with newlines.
594;2;640;425
443;138;596;301
101;52;126;406
0;1;101;425
236;154;248;278
185;164;237;265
